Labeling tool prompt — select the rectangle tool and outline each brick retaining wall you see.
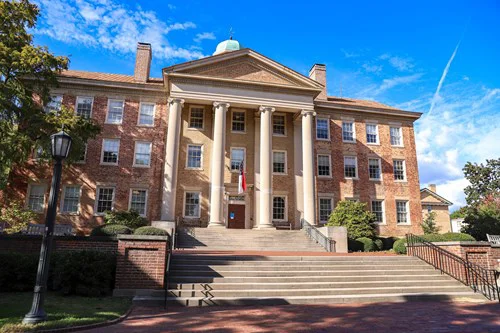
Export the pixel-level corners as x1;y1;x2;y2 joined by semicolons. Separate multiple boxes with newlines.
432;242;500;270
0;235;118;254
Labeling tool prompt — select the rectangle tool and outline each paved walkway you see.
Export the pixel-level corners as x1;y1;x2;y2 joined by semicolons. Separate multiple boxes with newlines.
82;301;500;333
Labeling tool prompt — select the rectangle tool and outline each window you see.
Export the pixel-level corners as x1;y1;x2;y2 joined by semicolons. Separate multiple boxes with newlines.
390;126;403;146
272;196;286;221
230;148;245;171
130;189;147;216
187;145;202;169
232;111;245;132
44;95;62;113
75;96;93;118
27;185;45;212
393;160;406;181
344;156;358;178
33;146;44;160
273;115;286;135
319;198;333;223
366;124;378;144
77;144;87;163
427;205;433;213
61;185;80;214
184;192;201;218
368;158;382;180
96;187;114;214
317;154;331;177
396;200;409;224
106;100;124;124
342;121;355;142
134;141;152;167
138;103;155;126
316;118;330;140
371;200;384;223
189;107;204;129
273;151;286;174
101;139;120;164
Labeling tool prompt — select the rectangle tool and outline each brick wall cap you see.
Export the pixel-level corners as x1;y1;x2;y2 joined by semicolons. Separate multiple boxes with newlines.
117;235;169;241
0;234;117;242
432;241;493;246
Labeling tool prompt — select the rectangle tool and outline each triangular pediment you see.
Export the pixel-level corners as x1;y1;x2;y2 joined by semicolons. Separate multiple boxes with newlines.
163;49;323;90
420;188;453;205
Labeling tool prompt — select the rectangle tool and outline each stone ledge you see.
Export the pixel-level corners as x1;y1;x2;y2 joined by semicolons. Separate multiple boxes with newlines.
430;241;493;246
117;235;169;241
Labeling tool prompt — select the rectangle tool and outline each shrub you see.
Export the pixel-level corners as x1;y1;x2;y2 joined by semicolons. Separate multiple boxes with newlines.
0;252;38;291
419;233;476;242
0;201;37;234
90;224;132;237
393;239;407;254
373;238;384;251
420;211;441;234
104;210;148;230
327;200;376;239
355;237;376;252
134;226;168;236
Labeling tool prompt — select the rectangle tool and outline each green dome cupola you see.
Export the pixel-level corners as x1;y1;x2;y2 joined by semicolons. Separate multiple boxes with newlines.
213;37;242;55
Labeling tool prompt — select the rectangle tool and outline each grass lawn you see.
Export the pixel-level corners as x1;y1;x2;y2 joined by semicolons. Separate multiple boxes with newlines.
0;292;131;333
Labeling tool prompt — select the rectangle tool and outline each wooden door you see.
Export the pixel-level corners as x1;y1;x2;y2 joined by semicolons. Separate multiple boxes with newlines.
228;204;245;229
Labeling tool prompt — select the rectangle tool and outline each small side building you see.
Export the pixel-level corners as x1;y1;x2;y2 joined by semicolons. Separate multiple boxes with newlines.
420;184;452;233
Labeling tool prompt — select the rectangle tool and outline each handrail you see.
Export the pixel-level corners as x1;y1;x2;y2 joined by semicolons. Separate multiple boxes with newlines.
301;219;335;252
406;233;500;302
164;225;176;309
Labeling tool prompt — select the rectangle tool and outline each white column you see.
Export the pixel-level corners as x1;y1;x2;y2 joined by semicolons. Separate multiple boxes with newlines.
208;101;230;227
161;98;184;221
302;109;317;225
259;106;275;229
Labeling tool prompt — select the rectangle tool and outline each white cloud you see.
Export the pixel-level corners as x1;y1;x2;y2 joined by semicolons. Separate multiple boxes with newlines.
362;63;383;73
341;49;359;58
370;73;422;96
194;32;216;43
437;178;470;211
167;4;176;10
379;53;414;71
34;0;206;61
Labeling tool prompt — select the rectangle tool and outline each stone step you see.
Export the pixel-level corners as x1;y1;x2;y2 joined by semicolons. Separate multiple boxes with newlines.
170;259;423;266
169;264;431;271
171;255;418;261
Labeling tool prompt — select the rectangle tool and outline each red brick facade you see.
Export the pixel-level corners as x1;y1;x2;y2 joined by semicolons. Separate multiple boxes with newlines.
0;235;118;254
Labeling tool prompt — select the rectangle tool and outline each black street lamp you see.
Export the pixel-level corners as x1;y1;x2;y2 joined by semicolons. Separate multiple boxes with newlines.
23;130;72;325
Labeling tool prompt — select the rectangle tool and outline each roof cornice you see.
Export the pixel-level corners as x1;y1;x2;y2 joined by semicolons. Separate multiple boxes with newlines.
420;188;453;205
57;76;166;93
315;100;422;120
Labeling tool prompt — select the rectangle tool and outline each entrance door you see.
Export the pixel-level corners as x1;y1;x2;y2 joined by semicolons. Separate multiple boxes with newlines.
227;204;245;229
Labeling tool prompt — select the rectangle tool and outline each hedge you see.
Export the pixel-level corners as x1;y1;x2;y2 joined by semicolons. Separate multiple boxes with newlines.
393;239;407;254
134;226;168;236
104;210;148;230
90;224;133;237
392;233;476;255
0;250;116;295
356;237;376;252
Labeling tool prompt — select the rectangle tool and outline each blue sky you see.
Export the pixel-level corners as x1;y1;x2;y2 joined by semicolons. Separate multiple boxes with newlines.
32;0;500;210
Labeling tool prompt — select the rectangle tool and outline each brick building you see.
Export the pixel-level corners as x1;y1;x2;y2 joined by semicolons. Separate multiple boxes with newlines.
6;39;423;236
420;184;453;232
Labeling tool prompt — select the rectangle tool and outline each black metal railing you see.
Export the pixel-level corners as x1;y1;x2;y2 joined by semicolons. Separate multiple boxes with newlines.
406;233;500;302
301;219;335;252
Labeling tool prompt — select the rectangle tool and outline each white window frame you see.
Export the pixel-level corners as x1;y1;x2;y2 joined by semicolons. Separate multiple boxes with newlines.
316;117;330;140
105;99;125;125
396;200;411;225
343;156;358;179
188;105;205;130
231;109;246;133
317;154;332;178
272;150;287;175
272;113;287;136
393;159;407;182
128;188;148;217
100;139;120;165
186;144;203;170
272;195;288;222
26;183;46;213
44;94;63;113
342;121;356;143
366;123;379;145
368;158;382;181
183;191;202;218
137;102;156;127
133;141;152;168
390;126;404;147
318;197;333;224
60;185;81;215
371;200;385;224
230;147;246;173
94;186;115;216
75;96;94;119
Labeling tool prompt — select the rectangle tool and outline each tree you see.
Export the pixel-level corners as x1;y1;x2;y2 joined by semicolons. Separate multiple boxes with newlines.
327;200;377;239
0;0;100;189
450;206;468;219
420;211;440;234
463;159;500;207
462;200;500;241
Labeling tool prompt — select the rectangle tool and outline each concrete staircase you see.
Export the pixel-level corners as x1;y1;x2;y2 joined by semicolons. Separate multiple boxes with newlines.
176;228;326;252
134;254;488;306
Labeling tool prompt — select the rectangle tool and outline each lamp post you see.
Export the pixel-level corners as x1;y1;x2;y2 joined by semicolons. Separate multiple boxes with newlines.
23;130;72;325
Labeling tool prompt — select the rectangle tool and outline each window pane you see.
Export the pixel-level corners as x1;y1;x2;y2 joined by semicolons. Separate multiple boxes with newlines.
232;111;245;132
130;189;147;215
231;148;245;171
76;97;93;118
317;155;331;176
102;139;120;163
45;95;62;113
319;198;332;223
371;200;383;223
107;100;124;124
390;127;402;146
185;192;200;217
344;156;357;178
28;185;45;212
316;119;329;139
396;201;408;224
273;115;285;135
97;188;114;213
135;142;151;166
187;145;202;168
189;108;204;129
62;186;80;213
369;158;381;180
366;124;378;143
139;103;155;125
273;151;286;173
273;197;286;220
393;160;405;180
342;122;354;141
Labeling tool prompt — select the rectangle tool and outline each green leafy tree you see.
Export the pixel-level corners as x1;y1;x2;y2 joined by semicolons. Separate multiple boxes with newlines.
450;206;468;219
327;200;377;239
463;159;500;207
420;211;441;234
0;201;36;234
462;200;500;241
0;0;100;189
